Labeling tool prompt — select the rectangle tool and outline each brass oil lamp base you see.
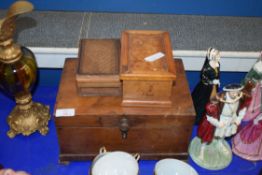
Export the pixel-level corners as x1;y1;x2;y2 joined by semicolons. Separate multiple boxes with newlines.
7;94;51;138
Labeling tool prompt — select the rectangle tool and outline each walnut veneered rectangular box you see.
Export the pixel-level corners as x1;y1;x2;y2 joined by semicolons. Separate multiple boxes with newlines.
55;58;195;162
76;39;121;96
120;30;176;107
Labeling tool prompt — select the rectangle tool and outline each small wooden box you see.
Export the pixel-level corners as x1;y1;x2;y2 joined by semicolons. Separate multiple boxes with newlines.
55;58;195;162
120;30;176;107
76;39;121;96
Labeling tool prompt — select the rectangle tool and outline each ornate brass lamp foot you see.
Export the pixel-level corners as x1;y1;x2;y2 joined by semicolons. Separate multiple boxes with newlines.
7;95;50;138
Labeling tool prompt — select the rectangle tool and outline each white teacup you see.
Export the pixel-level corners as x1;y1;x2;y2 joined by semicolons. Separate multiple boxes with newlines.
91;147;140;175
154;159;198;175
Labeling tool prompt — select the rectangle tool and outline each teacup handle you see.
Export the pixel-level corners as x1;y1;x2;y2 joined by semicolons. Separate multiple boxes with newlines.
99;146;107;154
133;153;140;161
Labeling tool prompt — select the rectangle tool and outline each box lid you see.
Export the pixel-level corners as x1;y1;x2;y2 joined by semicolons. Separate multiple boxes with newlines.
76;39;121;87
120;30;176;81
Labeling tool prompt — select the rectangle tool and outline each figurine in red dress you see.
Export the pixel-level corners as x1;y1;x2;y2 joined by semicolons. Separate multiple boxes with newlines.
189;83;250;170
197;99;220;159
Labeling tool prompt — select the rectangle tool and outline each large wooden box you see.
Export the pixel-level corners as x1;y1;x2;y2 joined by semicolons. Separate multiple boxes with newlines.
55;58;195;162
76;39;121;96
120;30;176;107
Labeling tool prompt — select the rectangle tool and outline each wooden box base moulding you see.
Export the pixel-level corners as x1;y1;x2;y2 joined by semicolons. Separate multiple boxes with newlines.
54;58;195;162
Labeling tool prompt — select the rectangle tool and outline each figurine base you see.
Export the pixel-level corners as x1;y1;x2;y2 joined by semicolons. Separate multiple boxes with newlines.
7;101;51;138
189;137;232;170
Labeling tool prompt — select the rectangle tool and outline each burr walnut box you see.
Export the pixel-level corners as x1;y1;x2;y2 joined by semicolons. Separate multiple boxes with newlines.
120;30;176;107
54;58;195;162
76;39;121;96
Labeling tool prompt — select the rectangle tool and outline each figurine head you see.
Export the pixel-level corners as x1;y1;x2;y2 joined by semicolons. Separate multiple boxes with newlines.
223;83;243;100
207;47;220;68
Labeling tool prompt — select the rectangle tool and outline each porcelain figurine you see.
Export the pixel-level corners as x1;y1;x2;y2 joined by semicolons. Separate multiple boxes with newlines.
192;48;221;124
232;54;262;161
189;83;250;170
242;53;262;121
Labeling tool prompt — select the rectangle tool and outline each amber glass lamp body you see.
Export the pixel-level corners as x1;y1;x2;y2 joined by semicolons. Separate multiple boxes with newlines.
0;47;36;98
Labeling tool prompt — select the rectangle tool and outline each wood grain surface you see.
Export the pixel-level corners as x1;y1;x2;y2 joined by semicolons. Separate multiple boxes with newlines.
55;58;195;161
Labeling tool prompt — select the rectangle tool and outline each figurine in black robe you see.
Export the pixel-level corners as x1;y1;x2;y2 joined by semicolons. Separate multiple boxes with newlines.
192;48;221;124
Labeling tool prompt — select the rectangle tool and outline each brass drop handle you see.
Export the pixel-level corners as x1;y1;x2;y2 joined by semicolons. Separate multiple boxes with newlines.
119;117;129;139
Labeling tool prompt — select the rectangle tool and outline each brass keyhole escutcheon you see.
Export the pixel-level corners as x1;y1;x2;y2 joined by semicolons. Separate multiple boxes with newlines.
119;117;129;139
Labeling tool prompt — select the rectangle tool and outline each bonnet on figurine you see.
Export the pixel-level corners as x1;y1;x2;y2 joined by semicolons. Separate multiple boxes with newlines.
217;83;244;103
223;83;244;92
